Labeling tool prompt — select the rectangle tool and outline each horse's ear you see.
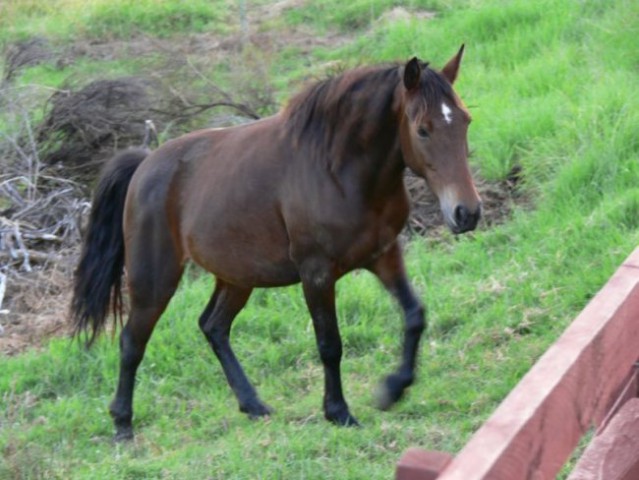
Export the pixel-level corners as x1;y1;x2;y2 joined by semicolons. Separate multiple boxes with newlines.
403;57;421;91
441;44;465;84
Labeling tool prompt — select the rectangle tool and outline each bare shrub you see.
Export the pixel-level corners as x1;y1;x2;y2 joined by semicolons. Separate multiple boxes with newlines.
0;81;84;350
2;37;53;84
35;73;271;179
37;77;156;175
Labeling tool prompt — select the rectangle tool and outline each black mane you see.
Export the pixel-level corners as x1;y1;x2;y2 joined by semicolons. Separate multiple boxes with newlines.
283;62;454;171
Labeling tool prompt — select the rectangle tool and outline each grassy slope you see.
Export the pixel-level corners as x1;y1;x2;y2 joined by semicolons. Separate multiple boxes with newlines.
1;0;638;478
0;0;231;41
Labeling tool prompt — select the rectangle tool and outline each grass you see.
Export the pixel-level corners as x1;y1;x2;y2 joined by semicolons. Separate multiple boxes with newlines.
2;0;639;478
0;0;232;42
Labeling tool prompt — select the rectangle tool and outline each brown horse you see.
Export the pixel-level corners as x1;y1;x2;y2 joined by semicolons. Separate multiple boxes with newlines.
71;46;481;441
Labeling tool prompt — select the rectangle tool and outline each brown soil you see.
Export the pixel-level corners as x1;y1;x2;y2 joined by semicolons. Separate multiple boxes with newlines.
0;254;74;355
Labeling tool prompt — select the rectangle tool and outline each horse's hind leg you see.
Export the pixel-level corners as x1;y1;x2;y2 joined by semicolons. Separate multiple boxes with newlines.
366;242;425;411
199;280;272;418
109;230;183;441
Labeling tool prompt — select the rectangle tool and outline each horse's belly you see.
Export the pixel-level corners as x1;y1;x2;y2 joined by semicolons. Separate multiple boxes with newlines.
184;223;299;288
208;251;300;288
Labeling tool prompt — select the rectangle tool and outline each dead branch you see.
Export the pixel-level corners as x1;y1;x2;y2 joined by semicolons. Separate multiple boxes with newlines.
150;100;260;120
0;272;7;314
0;249;63;266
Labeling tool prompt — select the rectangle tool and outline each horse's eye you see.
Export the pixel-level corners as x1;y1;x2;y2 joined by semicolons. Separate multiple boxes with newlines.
417;126;429;138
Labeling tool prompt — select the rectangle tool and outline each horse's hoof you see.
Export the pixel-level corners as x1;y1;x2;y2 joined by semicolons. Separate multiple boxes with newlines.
340;414;361;427
325;407;360;427
247;409;273;421
241;399;274;419
374;374;407;411
375;382;394;411
113;427;134;443
331;413;360;427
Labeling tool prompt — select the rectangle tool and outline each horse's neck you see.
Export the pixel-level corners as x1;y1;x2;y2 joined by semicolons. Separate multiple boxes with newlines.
367;152;405;201
359;91;407;197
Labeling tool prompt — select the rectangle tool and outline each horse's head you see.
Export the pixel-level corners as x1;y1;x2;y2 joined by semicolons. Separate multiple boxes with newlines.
399;45;481;234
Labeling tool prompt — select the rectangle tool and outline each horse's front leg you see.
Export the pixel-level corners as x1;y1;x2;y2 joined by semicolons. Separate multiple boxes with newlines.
367;242;426;410
299;258;359;426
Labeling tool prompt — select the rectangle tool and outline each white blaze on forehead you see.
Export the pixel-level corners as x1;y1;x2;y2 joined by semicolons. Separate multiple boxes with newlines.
441;102;453;125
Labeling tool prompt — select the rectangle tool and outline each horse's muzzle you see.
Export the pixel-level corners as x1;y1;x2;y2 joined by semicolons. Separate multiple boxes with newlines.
451;204;481;234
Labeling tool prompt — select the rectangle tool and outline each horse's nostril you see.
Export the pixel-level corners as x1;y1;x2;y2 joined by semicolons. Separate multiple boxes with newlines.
453;205;480;233
454;205;469;226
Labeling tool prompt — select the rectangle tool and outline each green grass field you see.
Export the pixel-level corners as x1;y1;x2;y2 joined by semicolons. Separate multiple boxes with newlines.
1;0;638;478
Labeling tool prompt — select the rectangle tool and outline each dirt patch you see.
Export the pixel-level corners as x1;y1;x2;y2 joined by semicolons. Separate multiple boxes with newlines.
60;4;351;69
0;255;74;355
378;6;436;24
405;166;523;238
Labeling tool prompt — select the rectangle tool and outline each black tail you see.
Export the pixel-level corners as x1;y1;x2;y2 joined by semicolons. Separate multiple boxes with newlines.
71;148;149;345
